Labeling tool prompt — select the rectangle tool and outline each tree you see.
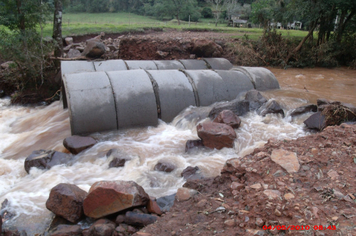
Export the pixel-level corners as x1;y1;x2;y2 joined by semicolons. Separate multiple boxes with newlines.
0;0;51;31
206;0;224;26
250;0;275;29
145;0;200;24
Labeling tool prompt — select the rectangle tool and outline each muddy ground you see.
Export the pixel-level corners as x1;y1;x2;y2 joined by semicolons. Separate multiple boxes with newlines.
135;123;356;236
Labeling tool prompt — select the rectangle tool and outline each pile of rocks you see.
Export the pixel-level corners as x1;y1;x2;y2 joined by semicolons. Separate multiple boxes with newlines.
300;99;356;131
46;180;161;236
63;32;121;59
185;90;285;151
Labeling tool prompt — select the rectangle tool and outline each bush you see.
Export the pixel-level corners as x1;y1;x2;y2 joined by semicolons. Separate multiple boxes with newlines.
201;7;213;18
0;29;54;91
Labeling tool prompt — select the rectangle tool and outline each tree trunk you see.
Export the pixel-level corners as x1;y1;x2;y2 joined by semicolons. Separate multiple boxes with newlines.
176;14;180;25
16;0;25;30
336;10;356;43
53;0;63;67
285;20;317;64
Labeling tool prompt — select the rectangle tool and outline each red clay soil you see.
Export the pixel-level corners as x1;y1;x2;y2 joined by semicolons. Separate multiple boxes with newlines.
136;123;356;236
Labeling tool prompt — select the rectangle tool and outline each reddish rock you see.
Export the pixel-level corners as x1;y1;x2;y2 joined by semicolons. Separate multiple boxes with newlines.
50;224;82;236
185;139;204;152
197;121;237;150
176;187;198;202
124;211;158;227
271;149;300;174
85;219;116;236
112;224;138;236
147;199;163;215
63;136;97;154
213;110;241;129
46;183;87;223
154;161;176;173
24;150;72;174
83;180;149;219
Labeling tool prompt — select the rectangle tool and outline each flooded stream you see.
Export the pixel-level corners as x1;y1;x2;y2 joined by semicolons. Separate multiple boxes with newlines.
0;67;355;232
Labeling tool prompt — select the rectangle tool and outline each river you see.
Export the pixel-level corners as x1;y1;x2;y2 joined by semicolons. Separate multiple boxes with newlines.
0;67;355;232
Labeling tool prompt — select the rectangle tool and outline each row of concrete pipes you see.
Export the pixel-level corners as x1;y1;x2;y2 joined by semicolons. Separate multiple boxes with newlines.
61;58;280;135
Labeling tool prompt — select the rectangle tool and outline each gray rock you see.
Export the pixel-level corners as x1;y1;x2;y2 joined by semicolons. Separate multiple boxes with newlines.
290;104;317;117
66;49;81;58
208;99;249;119
181;166;204;181
304;112;326;131
154;161;176;173
258;100;285;117
82;40;106;58
24;150;72;173
106;149;131;168
123;211;158;227
244;90;268;111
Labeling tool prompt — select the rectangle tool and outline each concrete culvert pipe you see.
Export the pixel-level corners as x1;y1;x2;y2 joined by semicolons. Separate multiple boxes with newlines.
60;58;233;75
233;66;280;91
61;65;279;135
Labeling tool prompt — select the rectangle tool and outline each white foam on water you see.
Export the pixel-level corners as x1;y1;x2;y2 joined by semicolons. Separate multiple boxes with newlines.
0;96;310;218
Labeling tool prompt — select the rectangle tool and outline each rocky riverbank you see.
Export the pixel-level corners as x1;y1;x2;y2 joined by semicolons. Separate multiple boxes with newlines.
1;89;355;235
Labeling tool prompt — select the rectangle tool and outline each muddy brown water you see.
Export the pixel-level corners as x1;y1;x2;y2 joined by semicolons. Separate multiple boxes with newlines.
0;67;355;234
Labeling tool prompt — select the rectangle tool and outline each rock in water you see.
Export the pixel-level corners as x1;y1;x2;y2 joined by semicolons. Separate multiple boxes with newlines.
63;136;97;154
258;100;285;117
213;110;241;129
304;112;326;131
154;161;176;173
290;104;317;117
24;150;72;173
83;180;149;219
197;121;237;149
46;183;87;223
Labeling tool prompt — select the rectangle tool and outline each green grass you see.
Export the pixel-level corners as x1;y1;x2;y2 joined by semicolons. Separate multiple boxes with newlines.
37;12;309;40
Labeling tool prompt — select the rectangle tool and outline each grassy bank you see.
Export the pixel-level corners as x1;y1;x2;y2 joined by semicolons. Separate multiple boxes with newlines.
38;12;309;40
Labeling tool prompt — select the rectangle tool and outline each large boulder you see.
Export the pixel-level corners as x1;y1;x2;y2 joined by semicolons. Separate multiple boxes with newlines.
24;150;72;173
46;183;88;223
83;180;150;219
63;136;97;154
82;40;106;58
213;110;241;129
197;121;237;150
191;39;223;57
